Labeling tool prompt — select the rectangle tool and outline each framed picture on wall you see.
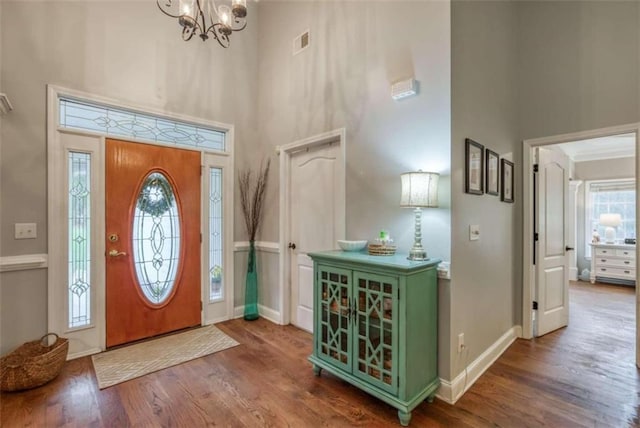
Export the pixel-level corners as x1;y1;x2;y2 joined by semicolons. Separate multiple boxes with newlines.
501;159;514;203
465;138;484;195
485;149;499;196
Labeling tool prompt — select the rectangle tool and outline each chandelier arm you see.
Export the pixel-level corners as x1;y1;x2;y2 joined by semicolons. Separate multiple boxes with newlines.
156;0;183;19
208;24;231;48
231;19;247;32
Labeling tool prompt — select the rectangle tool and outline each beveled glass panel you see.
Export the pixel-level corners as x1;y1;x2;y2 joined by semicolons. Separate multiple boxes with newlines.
68;152;91;328
132;172;181;305
209;167;223;301
59;98;225;151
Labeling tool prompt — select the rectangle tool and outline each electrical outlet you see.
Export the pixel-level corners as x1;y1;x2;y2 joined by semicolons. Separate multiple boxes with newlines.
457;333;465;353
15;223;37;239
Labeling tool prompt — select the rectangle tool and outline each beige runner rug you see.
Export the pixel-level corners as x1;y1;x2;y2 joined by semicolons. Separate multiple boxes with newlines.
91;324;239;389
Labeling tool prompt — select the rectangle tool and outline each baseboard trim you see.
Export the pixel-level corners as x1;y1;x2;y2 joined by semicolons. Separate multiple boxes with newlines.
68;346;101;361
569;267;578;281
436;325;522;404
233;304;282;325
0;253;48;272
234;241;280;254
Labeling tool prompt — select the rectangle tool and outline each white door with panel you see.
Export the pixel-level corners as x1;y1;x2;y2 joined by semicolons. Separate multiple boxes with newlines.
289;142;343;332
535;147;571;337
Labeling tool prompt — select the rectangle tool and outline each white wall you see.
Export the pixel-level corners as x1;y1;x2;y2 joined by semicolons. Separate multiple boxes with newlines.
450;0;519;380
0;1;259;354
574;157;636;273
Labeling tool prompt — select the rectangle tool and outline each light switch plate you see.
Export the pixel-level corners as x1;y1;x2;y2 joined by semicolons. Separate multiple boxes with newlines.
469;224;480;241
15;223;37;239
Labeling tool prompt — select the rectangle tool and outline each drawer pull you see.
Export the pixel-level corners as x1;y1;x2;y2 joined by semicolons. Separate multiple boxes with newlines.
624;252;629;255
625;271;631;274
600;268;607;271
625;261;630;265
602;250;608;253
601;259;607;262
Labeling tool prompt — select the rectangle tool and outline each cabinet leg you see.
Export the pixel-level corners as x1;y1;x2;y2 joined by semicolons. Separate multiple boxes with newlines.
312;364;322;377
427;393;436;403
398;410;412;426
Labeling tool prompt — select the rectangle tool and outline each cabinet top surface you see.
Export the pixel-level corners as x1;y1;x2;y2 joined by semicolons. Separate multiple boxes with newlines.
308;250;441;271
590;243;636;250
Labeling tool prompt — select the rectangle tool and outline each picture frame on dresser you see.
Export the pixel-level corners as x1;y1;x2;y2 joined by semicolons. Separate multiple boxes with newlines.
465;138;484;195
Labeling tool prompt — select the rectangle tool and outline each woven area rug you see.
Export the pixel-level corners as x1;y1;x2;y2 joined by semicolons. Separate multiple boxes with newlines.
91;325;239;389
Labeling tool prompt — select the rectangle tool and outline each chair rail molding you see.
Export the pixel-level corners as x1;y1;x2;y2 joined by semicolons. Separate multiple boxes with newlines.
0;254;48;273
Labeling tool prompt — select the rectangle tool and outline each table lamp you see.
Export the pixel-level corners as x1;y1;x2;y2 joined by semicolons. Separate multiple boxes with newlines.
599;213;621;244
400;171;439;261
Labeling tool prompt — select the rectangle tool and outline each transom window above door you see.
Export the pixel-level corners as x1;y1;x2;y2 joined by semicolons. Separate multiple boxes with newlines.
59;97;226;151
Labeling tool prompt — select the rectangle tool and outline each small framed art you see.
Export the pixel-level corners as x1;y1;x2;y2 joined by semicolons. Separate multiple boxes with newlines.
501;159;514;203
485;149;499;196
465;138;484;195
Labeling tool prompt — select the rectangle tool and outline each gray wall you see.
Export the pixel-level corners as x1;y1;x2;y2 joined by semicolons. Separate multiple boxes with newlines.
574;157;636;273
255;1;451;256
0;1;259;354
518;1;640;141
450;0;519;380
255;0;452;375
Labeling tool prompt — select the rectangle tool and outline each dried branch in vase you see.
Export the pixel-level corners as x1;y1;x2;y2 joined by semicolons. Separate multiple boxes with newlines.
238;159;271;241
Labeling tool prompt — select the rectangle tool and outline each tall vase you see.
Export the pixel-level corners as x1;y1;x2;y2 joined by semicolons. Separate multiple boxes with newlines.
244;240;259;321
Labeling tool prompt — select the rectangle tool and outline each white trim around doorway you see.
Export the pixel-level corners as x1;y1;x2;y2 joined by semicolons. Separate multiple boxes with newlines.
47;85;235;359
521;122;640;367
276;128;346;325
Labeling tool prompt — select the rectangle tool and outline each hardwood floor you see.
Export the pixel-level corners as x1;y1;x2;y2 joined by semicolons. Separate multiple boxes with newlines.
1;281;638;427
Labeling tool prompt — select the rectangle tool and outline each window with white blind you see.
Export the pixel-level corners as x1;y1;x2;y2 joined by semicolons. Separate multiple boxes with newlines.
585;179;636;257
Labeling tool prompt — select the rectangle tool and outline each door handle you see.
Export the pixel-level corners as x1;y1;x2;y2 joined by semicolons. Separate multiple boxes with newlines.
565;246;574;251
288;242;296;250
108;249;127;257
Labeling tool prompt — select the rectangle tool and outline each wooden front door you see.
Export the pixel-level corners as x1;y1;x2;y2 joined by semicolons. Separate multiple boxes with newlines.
106;139;201;347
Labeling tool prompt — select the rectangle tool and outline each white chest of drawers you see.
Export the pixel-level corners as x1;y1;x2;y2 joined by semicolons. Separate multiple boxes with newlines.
590;243;636;285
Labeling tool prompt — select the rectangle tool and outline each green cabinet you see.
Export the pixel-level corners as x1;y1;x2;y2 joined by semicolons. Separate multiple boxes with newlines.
308;251;440;426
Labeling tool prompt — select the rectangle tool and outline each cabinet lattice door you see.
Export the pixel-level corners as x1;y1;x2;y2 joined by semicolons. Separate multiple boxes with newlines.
317;266;351;371
353;273;398;394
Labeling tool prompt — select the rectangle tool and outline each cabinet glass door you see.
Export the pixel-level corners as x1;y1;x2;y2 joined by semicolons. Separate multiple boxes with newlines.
316;265;352;371
353;272;398;394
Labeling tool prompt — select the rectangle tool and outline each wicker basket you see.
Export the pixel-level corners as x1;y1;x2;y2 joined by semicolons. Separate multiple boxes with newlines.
368;244;397;256
1;333;68;392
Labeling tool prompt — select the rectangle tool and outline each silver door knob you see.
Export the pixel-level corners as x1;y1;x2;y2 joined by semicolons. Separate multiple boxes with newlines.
109;249;127;257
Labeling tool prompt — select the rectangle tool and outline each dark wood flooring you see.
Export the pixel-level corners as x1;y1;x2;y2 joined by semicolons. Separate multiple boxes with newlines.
1;281;638;427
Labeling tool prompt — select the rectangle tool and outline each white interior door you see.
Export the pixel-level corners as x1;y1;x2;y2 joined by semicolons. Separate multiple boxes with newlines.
289;142;343;332
535;147;571;336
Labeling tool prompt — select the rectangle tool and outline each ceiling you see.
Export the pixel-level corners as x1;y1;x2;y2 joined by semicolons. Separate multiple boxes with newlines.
556;133;636;162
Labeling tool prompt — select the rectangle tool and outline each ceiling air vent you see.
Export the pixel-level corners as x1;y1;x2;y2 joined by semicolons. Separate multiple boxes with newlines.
293;30;310;56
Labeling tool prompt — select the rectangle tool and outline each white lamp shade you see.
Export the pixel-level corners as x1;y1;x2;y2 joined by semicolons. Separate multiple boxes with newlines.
400;171;439;208
599;213;622;228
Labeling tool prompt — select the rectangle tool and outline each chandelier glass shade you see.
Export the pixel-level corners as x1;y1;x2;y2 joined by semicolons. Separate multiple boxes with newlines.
157;0;248;48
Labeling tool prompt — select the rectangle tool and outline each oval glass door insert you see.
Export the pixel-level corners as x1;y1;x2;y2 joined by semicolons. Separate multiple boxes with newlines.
132;172;181;305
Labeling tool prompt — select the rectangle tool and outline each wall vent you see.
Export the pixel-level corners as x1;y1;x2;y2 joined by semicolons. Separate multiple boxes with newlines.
293;29;310;56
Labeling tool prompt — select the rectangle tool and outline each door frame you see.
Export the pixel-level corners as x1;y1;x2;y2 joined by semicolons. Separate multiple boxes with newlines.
277;128;346;325
47;85;235;358
522;122;640;366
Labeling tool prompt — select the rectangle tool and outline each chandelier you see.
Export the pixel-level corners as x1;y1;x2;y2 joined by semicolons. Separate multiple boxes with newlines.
157;0;248;48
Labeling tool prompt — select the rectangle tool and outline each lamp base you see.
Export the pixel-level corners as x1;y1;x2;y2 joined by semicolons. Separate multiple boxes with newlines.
604;226;616;244
407;247;429;261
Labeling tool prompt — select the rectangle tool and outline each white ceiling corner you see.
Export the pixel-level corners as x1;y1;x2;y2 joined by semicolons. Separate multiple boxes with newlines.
555;133;636;162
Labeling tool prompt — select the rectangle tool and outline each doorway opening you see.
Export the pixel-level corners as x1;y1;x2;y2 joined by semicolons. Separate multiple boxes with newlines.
522;123;640;367
277;128;346;330
47;85;235;358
